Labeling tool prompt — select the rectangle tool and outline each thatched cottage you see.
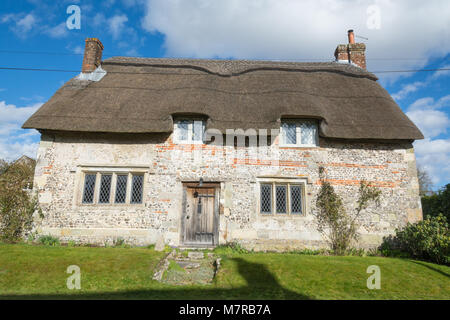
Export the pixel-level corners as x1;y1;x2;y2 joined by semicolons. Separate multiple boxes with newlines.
23;31;423;250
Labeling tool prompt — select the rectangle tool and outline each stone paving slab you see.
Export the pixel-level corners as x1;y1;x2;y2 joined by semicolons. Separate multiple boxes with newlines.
153;250;220;285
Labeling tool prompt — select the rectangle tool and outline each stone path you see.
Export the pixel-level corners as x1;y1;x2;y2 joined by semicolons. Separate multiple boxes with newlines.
152;250;221;285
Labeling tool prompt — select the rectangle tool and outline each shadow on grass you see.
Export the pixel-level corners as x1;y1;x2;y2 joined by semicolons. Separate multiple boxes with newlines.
410;260;450;279
0;257;311;300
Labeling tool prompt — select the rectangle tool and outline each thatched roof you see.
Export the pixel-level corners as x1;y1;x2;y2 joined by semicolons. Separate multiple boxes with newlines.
22;57;423;140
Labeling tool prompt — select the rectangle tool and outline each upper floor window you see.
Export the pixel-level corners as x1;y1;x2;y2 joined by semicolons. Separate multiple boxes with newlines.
81;171;144;205
174;119;205;144
280;120;318;147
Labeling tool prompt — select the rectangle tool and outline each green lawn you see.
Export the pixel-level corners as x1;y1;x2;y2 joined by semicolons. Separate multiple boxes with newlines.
0;243;449;299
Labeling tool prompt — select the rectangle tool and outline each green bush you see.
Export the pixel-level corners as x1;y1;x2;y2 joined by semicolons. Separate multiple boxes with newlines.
380;214;450;265
214;242;249;254
67;240;76;247
421;184;450;221
38;235;60;246
0;159;42;243
113;237;130;248
315;168;381;255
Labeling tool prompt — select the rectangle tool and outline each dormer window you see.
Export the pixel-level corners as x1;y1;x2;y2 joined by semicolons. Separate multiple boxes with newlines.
280;120;318;147
174;119;205;144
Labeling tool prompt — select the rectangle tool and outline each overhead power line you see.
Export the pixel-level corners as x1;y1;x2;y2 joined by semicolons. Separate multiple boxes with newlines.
0;49;436;61
0;66;449;75
0;67;79;73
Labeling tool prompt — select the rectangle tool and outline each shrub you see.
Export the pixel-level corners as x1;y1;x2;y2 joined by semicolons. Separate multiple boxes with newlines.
214;242;249;254
315;168;381;255
421;184;450;221
0;159;42;243
113;237;130;248
38;235;60;246
67;240;76;247
380;214;450;265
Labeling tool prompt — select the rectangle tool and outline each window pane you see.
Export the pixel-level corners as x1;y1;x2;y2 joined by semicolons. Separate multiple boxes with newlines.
193;120;203;141
177;120;189;141
260;184;272;214
275;185;287;214
115;175;128;203
282;122;297;144
291;185;303;214
300;121;317;145
131;175;144;204
82;174;96;204
99;174;112;203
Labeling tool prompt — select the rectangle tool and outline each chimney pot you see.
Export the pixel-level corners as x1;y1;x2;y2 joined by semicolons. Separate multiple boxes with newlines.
348;29;355;44
82;38;104;73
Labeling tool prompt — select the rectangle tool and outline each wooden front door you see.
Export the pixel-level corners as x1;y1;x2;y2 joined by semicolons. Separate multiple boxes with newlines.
182;187;218;246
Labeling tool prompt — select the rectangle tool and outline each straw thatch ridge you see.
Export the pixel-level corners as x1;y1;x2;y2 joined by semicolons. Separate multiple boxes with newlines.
22;57;423;140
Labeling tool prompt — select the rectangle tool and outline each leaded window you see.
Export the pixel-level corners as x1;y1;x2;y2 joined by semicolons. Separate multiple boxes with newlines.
281;120;318;147
174;119;205;143
282;122;297;145
115;174;128;204
275;185;287;214
192;120;203;141
177;120;189;141
290;185;303;214
300;122;317;145
81;171;145;206
82;174;96;204
99;174;112;204
260;182;305;215
260;184;272;214
131;174;144;204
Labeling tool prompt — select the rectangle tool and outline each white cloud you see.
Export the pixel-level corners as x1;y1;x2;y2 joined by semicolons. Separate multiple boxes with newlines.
0;101;41;161
406;109;450;138
392;64;450;101
108;14;129;39
16;14;36;33
45;22;69;38
392;81;426;100
141;0;450;83
0;101;42;124
415;138;450;155
407;95;450;186
92;13;106;28
0;140;40;161
414;138;450;185
430;64;450;80
73;46;83;54
1;13;37;37
408;95;450;112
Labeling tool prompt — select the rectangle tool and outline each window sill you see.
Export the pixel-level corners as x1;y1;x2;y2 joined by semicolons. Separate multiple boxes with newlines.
173;140;205;145
78;203;145;208
259;213;306;218
279;144;319;148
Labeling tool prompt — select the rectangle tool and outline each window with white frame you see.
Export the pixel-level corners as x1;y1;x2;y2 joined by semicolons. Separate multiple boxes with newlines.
260;182;305;215
174;119;205;143
81;171;145;205
280;120;318;147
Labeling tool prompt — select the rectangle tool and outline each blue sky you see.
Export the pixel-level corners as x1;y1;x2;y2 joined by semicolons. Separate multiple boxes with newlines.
0;0;449;189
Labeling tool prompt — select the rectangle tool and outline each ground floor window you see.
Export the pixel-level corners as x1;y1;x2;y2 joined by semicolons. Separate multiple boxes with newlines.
81;171;145;205
260;181;305;215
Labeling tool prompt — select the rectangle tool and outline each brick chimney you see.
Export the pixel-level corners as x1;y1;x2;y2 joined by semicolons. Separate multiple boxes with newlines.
334;30;366;69
81;38;104;73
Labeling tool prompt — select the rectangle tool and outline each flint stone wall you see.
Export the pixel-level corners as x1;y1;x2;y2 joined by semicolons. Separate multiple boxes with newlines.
32;131;422;250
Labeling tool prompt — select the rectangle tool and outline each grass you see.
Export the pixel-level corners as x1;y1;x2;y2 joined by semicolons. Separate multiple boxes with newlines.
0;243;449;299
